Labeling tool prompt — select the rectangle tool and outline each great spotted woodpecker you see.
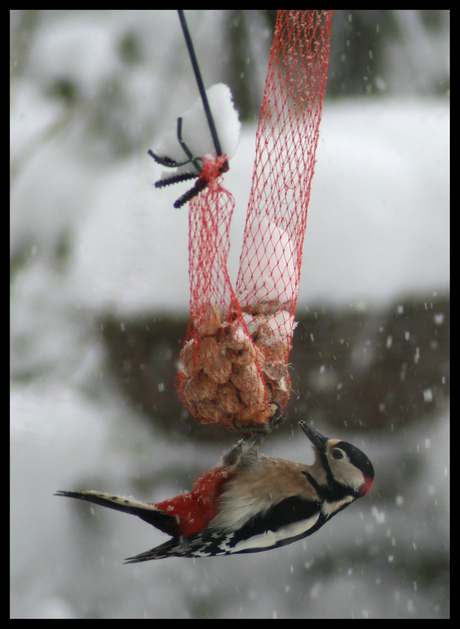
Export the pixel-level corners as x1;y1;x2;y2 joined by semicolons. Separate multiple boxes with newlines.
56;421;374;562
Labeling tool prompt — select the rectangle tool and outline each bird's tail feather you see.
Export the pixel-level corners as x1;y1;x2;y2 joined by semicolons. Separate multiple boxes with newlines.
55;490;177;534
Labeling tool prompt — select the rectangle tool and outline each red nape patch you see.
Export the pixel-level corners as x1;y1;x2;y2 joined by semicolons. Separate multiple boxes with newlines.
153;466;236;537
359;476;374;496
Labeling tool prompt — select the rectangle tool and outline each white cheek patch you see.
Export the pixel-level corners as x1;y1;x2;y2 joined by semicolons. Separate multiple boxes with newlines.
223;513;320;553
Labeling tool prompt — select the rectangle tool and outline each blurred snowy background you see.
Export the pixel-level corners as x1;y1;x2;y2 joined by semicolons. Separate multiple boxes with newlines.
10;10;449;619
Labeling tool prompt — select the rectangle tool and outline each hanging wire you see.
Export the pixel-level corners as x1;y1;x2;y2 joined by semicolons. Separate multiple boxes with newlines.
177;10;223;158
148;10;229;208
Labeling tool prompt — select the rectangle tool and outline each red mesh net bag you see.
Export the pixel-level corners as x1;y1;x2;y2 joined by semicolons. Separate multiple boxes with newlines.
176;10;332;432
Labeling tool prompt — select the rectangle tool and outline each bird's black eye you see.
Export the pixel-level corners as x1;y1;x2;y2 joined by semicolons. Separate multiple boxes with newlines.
332;448;344;460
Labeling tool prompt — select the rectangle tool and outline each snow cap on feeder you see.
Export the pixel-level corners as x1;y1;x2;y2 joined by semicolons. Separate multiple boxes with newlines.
155;84;240;178
150;84;240;207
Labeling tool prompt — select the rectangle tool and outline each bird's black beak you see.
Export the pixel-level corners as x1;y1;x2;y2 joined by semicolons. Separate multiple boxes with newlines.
298;421;328;451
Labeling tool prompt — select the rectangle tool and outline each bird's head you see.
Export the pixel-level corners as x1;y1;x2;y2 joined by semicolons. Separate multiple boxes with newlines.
299;421;374;497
